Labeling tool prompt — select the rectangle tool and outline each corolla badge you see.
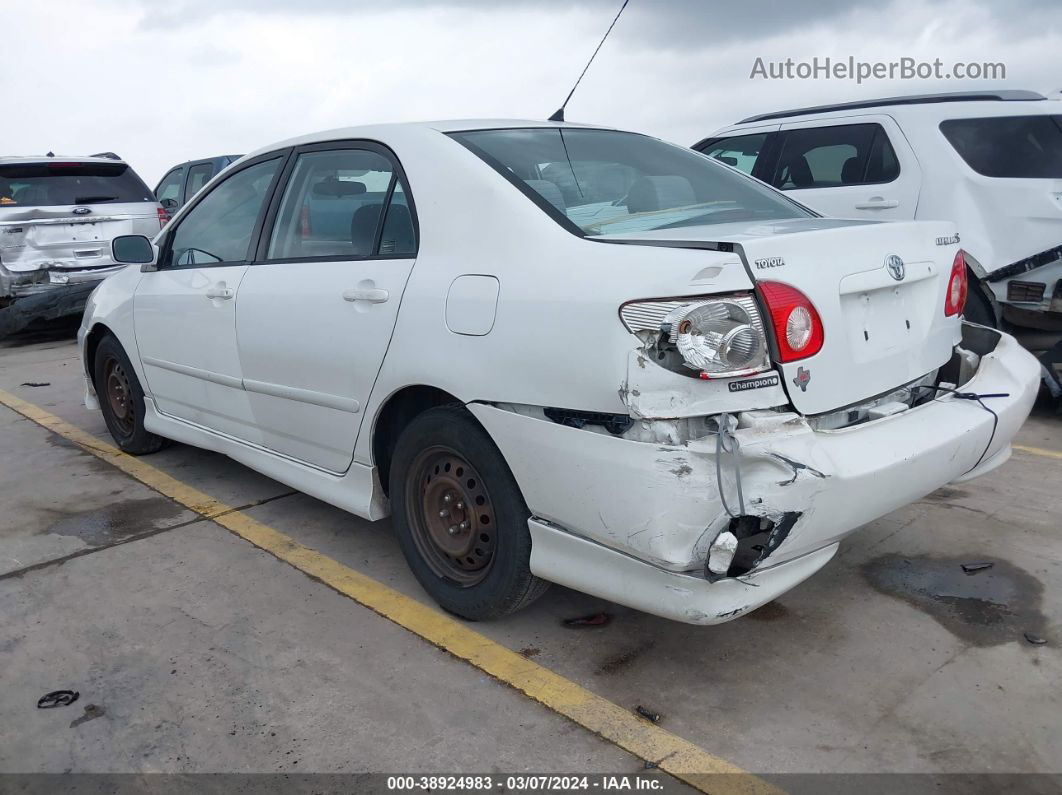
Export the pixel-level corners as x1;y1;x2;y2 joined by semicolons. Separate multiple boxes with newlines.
793;366;811;392
885;254;905;281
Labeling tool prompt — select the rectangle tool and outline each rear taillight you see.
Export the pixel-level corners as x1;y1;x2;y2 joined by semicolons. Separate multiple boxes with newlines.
157;207;169;229
945;249;968;317
758;281;824;362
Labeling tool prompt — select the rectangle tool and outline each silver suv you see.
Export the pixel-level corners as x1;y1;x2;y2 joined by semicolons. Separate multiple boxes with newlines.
1;154;163;336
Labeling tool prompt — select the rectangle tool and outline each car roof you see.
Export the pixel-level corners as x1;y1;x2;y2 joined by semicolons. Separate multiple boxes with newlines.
243;119;615;160
736;90;1049;124
0;155;130;166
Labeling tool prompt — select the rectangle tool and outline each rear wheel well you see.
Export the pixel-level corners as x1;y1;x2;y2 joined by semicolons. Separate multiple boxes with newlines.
372;386;464;495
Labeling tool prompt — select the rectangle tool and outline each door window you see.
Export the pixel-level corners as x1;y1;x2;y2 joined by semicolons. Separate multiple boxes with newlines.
185;163;215;199
267;149;411;260
699;133;769;176
167;158;281;267
155;168;183;204
772;124;898;189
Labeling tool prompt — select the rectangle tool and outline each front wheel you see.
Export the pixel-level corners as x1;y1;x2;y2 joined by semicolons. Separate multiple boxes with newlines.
389;405;548;620
93;333;168;455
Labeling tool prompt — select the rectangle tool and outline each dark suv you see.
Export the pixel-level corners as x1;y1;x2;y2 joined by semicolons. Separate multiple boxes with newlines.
154;155;243;218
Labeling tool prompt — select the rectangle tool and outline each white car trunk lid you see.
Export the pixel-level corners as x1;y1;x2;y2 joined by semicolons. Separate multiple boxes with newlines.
603;218;961;416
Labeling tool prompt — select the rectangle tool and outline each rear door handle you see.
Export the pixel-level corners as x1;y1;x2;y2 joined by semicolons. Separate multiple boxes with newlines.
343;288;389;304
205;285;234;300
855;198;899;210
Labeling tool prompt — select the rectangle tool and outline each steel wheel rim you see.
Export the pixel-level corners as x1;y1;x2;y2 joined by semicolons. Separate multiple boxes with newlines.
103;356;135;437
406;446;497;586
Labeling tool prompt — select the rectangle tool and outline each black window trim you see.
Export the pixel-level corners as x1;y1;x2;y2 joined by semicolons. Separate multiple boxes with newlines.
183;161;217;204
156;150;292;271
768;122;901;190
252;139;420;266
693;132;781;184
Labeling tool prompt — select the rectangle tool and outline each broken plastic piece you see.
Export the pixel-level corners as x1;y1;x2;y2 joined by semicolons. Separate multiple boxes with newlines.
37;690;79;709
562;612;612;628
20;382;50;388
961;562;994;574
707;531;738;575
1023;632;1047;645
635;705;661;723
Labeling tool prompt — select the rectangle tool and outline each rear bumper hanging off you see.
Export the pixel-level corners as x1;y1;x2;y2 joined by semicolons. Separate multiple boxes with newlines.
470;324;1040;624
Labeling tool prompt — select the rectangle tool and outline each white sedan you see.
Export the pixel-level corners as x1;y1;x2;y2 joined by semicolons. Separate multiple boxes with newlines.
79;120;1039;624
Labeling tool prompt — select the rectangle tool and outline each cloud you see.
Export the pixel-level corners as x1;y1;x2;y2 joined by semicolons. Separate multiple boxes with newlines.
2;0;1059;185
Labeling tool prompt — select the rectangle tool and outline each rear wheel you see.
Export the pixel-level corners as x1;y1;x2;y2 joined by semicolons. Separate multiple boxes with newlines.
389;405;548;620
93;334;168;455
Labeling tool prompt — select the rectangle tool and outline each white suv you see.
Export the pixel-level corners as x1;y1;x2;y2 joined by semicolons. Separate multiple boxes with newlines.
697;91;1062;353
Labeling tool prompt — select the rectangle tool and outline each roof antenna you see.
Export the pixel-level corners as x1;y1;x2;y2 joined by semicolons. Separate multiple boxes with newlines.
549;0;630;122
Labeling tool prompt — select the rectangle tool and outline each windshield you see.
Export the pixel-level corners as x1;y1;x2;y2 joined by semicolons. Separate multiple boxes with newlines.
940;115;1062;178
451;128;811;236
0;161;155;207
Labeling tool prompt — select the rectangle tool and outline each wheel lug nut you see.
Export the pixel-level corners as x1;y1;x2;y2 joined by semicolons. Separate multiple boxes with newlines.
443;493;453;504
456;502;464;510
439;509;450;518
448;525;458;535
459;520;469;531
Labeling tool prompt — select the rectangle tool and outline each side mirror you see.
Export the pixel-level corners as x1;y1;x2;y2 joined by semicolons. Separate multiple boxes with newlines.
160;197;179;210
111;235;157;270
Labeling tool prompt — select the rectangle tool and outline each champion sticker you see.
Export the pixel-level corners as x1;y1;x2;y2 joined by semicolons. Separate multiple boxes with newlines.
728;374;780;392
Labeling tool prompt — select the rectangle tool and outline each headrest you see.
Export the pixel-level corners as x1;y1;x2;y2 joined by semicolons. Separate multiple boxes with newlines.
626;175;696;213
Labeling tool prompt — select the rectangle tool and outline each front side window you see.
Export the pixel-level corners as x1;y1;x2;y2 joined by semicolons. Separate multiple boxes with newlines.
267;149;409;260
941;115;1062;178
155;168;183;204
168;158;280;267
451;128;810;237
771;124;896;190
699;133;769;176
185;163;215;199
0;161;155;207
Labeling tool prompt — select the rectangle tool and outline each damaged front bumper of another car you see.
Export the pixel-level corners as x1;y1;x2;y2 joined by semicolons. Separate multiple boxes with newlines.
468;324;1040;625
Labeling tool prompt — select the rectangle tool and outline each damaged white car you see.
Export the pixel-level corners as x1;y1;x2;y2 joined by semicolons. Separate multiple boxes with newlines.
78;121;1039;624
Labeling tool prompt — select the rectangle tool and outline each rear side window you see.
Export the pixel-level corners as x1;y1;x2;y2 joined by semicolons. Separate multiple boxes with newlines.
267;148;414;260
699;133;769;176
771;124;897;189
940;115;1062;178
186;163;215;199
0;161;155;207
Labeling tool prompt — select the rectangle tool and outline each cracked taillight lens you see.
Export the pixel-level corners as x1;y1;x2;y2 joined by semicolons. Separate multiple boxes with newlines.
620;294;771;378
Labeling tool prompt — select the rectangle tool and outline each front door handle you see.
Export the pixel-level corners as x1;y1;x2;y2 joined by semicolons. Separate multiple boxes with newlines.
343;287;389;304
855;197;900;210
205;284;234;300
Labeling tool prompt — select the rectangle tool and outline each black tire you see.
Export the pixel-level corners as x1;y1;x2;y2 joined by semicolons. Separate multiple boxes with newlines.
964;279;997;328
93;333;168;455
389;405;548;620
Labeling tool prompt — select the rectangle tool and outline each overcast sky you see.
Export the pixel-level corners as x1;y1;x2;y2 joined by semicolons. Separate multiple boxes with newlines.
4;0;1060;185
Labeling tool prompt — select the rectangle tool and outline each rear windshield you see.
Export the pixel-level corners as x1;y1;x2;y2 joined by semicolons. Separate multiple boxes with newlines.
940;115;1062;178
451;128;811;236
0;161;155;207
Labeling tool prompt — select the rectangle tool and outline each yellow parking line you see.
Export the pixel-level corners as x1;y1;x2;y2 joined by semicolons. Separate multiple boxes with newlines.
0;388;775;795
1013;444;1062;461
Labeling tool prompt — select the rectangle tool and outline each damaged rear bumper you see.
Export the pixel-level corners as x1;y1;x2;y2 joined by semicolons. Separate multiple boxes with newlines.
469;324;1039;625
0;280;101;338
